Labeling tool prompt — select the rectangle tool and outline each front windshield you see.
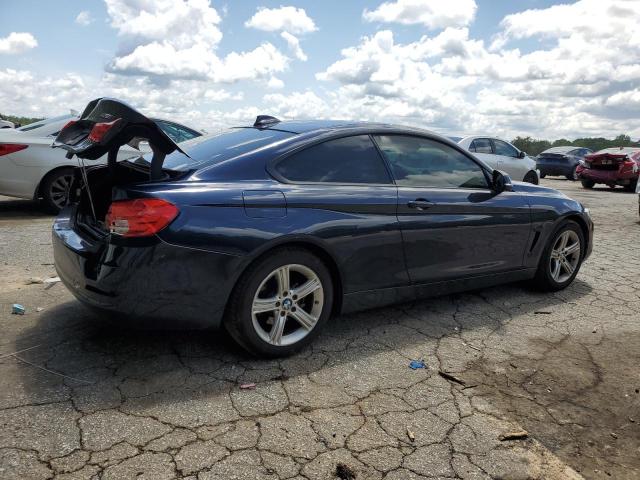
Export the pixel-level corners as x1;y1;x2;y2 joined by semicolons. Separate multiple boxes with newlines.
158;127;294;171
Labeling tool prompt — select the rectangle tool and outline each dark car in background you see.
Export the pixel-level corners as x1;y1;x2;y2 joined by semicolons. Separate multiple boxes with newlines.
536;146;592;180
577;147;640;191
51;98;593;356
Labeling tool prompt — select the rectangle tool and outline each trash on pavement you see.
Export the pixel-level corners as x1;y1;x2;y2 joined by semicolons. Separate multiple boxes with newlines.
36;307;44;312
44;276;61;290
406;427;415;442
499;430;528;441
239;382;256;390
11;304;25;315
25;277;44;285
534;311;551;315
409;360;426;370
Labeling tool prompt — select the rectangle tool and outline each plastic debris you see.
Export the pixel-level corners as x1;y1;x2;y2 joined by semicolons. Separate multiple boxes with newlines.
36;307;44;312
44;276;61;290
409;360;426;370
239;383;256;390
406;427;415;442
335;462;357;480
25;277;44;285
11;304;25;315
499;430;528;441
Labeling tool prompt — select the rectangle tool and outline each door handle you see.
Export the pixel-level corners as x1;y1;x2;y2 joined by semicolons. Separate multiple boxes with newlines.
407;199;434;210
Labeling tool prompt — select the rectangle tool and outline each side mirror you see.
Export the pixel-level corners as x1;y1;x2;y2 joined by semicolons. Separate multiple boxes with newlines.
518;151;526;159
492;170;513;193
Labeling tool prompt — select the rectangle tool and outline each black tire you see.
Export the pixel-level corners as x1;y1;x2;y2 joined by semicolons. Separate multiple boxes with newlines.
539;173;546;179
40;168;74;214
581;179;595;189
532;220;585;292
523;171;539;185
225;247;334;357
566;166;578;181
623;179;638;193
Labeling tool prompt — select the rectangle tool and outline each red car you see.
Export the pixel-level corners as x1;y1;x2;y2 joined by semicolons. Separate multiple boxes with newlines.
577;147;640;191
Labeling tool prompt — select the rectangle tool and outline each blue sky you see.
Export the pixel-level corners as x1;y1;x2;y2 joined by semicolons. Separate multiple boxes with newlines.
1;0;639;139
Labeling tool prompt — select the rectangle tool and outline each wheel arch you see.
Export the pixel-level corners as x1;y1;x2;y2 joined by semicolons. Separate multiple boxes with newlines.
227;237;345;319
563;214;590;256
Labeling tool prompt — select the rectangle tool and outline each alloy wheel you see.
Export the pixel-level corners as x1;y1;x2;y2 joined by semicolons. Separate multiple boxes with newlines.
48;173;73;209
251;264;324;346
549;230;581;283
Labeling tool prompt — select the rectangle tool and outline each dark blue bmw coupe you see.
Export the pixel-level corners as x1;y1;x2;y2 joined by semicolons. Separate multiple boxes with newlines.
52;99;593;356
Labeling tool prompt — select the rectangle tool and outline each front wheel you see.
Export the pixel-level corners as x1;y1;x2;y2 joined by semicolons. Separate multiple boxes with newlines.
523;171;539;185
581;179;595;189
532;221;584;291
566;166;578;181
225;248;333;357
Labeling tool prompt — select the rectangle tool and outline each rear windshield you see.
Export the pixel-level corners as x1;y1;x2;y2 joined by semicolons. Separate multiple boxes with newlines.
158;127;294;170
17;114;74;132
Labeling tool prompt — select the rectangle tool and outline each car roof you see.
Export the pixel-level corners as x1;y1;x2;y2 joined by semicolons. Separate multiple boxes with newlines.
542;146;577;154
254;119;434;136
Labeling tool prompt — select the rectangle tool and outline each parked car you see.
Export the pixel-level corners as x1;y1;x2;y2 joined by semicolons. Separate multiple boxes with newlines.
52;99;593;356
536;146;592;180
457;136;539;184
0;119;15;129
0;113;201;212
576;147;640;191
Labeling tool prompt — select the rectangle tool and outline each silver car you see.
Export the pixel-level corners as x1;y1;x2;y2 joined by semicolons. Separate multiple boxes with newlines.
457;136;540;184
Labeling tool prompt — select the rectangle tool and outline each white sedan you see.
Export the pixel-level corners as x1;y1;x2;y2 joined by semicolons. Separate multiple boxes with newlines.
457;136;540;184
0;114;201;212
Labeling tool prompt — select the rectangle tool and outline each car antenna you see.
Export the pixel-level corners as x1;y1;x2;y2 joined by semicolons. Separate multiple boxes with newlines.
253;115;280;128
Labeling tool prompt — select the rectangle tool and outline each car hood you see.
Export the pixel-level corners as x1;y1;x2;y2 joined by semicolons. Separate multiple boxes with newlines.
510;181;570;198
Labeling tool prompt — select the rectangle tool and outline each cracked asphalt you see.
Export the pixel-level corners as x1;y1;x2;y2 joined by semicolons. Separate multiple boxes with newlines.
0;178;638;480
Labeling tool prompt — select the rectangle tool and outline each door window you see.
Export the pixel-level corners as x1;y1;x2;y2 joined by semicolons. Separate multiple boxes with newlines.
492;139;519;158
373;135;488;189
275;135;392;184
469;138;493;154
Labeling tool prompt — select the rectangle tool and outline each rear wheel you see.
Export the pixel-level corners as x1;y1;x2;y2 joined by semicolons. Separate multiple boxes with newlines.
532;221;584;291
225;247;333;357
40;168;74;214
539;173;546;179
523;171;539;185
581;179;595;189
566;166;578;181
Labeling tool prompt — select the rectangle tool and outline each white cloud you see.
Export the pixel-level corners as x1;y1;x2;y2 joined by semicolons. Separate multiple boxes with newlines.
104;0;289;83
0;32;37;55
363;0;477;28
267;76;285;89
245;6;317;34
281;32;307;61
75;10;94;26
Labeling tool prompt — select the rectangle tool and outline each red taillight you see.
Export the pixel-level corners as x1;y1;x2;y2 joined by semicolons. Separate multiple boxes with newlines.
88;118;121;143
0;144;28;156
105;198;178;237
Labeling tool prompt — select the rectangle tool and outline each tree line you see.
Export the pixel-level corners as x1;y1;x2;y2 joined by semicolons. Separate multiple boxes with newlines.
512;135;640;157
0;113;44;127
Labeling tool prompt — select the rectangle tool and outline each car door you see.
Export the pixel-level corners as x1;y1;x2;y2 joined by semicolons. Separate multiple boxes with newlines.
372;134;531;285
492;139;527;181
272;134;410;295
468;138;497;169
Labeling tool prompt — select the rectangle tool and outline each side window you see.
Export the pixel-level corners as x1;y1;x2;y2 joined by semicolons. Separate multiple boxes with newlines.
275;135;392;184
492;140;519;158
470;138;493;154
372;135;488;189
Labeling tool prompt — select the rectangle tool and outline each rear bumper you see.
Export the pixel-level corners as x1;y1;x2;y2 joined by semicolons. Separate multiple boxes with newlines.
52;206;242;329
577;167;637;185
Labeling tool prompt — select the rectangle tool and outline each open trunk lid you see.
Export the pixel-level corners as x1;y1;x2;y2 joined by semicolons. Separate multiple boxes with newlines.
52;98;189;234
